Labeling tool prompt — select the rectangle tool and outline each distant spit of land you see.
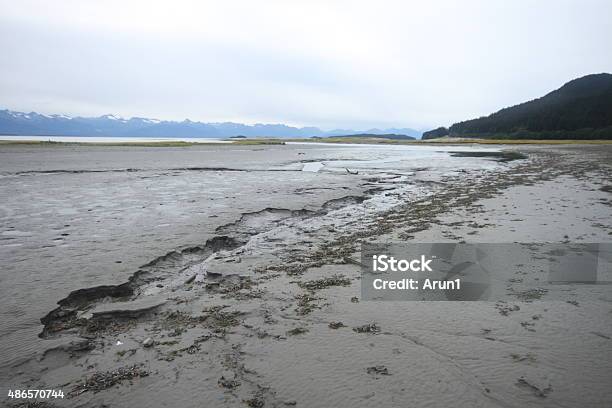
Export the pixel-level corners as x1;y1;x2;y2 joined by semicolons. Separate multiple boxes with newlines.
2;137;612;147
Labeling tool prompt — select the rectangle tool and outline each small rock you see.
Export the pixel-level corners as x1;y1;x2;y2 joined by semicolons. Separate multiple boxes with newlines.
218;375;240;389
286;327;309;336
353;323;380;334
245;396;265;408
366;365;390;376
329;321;345;329
142;337;154;348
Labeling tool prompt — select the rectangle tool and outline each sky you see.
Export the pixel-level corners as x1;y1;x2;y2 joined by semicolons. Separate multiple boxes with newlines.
0;0;611;131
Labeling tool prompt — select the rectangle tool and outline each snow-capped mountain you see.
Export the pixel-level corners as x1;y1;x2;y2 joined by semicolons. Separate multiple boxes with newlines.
0;109;422;138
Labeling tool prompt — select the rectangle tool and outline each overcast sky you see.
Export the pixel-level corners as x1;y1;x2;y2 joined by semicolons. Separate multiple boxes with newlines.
1;0;610;130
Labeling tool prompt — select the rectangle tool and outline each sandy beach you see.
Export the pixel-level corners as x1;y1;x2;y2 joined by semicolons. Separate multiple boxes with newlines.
1;142;611;408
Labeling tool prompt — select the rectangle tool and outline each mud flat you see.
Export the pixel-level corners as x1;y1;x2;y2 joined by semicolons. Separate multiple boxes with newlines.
1;143;611;407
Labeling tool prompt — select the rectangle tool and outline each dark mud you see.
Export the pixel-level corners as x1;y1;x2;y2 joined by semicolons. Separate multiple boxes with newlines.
448;150;527;162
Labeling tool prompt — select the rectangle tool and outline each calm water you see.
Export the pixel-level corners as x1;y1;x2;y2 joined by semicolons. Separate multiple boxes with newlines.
0;135;231;143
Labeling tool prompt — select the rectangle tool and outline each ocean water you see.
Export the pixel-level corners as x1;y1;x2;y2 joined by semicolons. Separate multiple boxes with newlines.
0;135;231;143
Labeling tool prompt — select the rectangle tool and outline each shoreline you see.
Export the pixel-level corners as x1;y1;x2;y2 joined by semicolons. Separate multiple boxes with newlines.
1;136;612;147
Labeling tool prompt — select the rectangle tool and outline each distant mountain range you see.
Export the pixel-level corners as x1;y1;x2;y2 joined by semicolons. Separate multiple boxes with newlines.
0;109;421;139
328;133;415;140
423;73;612;140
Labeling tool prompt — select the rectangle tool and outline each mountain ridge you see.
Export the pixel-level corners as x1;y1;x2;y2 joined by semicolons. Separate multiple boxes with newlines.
0;109;422;139
423;73;612;140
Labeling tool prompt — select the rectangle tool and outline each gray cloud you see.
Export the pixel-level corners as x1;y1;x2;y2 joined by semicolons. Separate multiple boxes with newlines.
1;0;611;130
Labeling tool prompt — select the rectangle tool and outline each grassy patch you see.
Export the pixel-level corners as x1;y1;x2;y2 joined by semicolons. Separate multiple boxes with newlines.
229;139;286;145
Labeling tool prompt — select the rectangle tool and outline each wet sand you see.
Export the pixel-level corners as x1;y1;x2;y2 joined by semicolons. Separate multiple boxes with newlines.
1;143;611;407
